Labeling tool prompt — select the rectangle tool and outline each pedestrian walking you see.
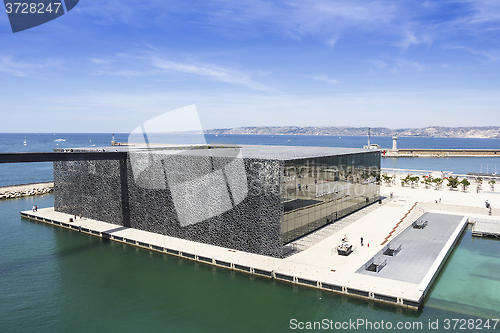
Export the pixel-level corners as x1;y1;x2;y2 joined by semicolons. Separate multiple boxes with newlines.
360;237;364;246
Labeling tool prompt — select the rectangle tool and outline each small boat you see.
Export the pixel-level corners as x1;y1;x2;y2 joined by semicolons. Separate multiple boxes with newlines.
23;137;27;145
54;138;66;142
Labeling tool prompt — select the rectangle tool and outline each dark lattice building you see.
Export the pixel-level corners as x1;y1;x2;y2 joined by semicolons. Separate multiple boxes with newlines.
54;145;380;258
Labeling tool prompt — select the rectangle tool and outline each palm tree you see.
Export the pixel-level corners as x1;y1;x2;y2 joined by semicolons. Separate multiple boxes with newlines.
476;177;483;192
461;178;471;192
433;178;443;190
422;175;433;189
447;176;460;190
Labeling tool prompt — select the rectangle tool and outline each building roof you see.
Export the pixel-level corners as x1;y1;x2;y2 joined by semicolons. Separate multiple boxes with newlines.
62;144;375;161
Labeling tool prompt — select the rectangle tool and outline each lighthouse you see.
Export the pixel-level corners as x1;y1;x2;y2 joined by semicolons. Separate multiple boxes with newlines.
392;134;398;151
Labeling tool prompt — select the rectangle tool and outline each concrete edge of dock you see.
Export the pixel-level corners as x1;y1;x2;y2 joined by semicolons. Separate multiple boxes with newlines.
417;215;469;296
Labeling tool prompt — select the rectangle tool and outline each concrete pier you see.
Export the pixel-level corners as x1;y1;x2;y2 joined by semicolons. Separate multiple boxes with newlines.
21;199;474;310
384;148;500;157
471;217;500;238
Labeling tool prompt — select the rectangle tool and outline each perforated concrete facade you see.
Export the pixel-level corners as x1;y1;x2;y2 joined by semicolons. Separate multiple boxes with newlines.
54;145;380;258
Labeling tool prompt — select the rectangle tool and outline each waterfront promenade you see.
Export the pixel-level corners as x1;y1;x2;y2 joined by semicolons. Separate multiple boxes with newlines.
20;173;499;309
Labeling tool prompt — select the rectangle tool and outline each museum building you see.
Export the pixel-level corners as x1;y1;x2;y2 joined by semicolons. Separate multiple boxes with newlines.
54;145;380;258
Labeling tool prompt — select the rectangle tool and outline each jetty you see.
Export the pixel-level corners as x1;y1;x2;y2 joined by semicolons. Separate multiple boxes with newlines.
384;148;500;158
471;217;500;238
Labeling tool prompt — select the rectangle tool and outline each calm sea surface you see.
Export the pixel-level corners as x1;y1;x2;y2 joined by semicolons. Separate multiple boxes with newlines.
1;133;500;332
1;133;499;186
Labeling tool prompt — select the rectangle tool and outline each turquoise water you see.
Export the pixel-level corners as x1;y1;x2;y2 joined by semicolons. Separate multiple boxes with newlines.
1;194;500;332
425;229;500;319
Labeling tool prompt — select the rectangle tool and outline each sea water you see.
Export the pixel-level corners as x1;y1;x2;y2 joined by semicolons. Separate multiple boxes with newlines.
1;134;500;332
0;133;499;186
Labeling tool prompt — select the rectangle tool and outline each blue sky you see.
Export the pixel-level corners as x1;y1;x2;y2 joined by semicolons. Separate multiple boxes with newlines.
1;0;500;133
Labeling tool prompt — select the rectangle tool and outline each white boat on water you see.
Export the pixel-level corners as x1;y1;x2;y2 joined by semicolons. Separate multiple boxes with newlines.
23;137;26;145
54;138;66;142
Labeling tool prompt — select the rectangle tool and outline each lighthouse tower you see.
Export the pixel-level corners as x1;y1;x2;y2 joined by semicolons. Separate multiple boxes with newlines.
392;134;398;151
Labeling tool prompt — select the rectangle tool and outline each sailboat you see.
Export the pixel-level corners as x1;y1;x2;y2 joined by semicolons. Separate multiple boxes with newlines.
23;137;27;145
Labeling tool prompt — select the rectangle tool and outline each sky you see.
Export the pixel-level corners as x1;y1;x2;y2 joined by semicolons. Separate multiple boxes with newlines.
1;0;500;133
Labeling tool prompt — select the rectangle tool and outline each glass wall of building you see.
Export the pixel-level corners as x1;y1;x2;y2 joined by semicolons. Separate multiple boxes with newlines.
281;151;380;243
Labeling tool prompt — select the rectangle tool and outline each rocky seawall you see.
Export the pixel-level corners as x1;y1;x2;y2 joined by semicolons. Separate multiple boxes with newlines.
0;182;54;200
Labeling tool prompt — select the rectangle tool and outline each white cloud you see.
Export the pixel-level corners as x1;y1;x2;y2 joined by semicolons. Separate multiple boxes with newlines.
88;51;270;90
395;58;425;71
149;57;262;88
445;45;499;62
370;59;387;69
89;58;114;65
0;56;37;76
311;75;339;84
456;0;500;25
72;0;500;58
0;56;61;77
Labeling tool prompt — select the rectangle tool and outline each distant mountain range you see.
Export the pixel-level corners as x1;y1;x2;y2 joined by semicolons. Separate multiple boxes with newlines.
205;126;500;139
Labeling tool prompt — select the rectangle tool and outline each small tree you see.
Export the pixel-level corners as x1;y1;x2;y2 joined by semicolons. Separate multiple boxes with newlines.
433;178;443;190
410;176;420;188
489;179;496;191
382;173;393;186
461;178;471;192
401;174;418;187
422;175;433;189
476;177;483;192
447;176;460;190
401;174;410;187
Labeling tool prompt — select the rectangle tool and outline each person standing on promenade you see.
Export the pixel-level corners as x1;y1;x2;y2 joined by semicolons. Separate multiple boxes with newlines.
486;200;492;215
360;237;364;246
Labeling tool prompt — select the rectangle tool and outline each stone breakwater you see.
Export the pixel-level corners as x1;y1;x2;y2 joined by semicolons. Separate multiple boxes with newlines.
0;182;54;200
